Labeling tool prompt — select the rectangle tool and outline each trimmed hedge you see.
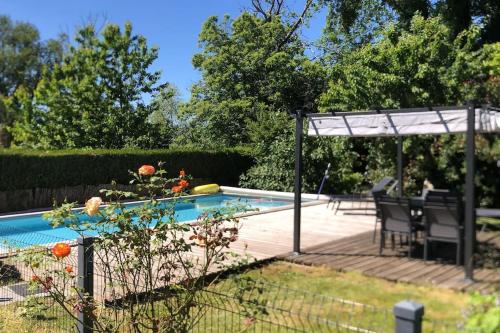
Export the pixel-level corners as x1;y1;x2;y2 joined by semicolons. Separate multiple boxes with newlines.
0;148;254;191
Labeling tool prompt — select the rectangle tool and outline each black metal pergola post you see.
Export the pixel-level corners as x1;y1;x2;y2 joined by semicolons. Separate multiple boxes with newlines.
464;102;476;280
397;136;403;197
293;110;303;255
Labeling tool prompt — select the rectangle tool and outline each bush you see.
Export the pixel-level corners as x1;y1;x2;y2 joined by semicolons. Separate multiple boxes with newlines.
0;148;254;191
464;292;500;333
19;165;247;332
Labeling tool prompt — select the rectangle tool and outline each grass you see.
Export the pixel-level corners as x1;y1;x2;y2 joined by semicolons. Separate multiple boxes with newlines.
241;261;467;319
0;302;73;333
217;261;469;332
0;261;470;333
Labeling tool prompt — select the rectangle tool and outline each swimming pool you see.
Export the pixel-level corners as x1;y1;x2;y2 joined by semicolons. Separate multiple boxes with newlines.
0;194;293;248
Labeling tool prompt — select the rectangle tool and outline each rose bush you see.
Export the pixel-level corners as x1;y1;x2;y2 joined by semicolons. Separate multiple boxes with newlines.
19;162;249;333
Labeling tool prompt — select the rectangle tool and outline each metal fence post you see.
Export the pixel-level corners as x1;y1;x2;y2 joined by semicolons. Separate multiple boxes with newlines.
77;237;94;333
293;109;303;255
393;300;424;333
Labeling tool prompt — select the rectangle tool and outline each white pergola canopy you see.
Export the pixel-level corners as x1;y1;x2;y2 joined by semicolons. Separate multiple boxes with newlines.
308;108;500;137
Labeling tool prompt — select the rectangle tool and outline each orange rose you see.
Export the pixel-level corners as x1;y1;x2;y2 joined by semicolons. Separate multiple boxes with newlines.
52;243;71;259
32;275;41;283
178;179;189;188
172;186;182;193
85;197;102;216
138;165;155;176
179;169;186;178
65;265;73;274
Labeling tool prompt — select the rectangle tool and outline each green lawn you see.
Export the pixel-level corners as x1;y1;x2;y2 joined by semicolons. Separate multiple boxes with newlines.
217;261;468;332
0;261;470;333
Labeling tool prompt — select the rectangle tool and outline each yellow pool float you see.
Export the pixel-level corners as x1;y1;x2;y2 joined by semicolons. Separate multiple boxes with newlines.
191;184;220;195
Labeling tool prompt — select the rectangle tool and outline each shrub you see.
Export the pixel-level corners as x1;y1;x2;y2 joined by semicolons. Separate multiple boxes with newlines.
0;148;254;191
18;164;248;332
464;292;500;333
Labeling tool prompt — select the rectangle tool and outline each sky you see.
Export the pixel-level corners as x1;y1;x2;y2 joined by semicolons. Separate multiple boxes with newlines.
1;0;327;100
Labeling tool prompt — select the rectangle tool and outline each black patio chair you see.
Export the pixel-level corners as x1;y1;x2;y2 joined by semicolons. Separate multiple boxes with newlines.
378;196;419;258
423;192;463;265
371;189;387;243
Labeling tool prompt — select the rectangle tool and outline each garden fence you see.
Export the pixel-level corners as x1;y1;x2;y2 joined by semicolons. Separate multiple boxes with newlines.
0;232;471;333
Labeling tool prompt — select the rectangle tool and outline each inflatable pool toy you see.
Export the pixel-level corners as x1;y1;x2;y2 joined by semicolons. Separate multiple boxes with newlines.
191;184;220;195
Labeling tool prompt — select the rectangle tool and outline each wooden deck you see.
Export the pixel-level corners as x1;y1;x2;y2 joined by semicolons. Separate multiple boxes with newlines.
218;202;376;260
210;201;499;292
279;228;500;292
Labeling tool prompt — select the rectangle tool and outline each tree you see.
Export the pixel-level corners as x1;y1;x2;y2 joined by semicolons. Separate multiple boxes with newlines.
149;83;180;126
0;97;9;147
0;15;41;96
319;15;456;111
434;0;500;42
183;10;325;147
0;15;65;147
317;14;500;204
249;0;316;51
146;83;181;147
29;22;161;149
318;0;500;48
317;0;396;63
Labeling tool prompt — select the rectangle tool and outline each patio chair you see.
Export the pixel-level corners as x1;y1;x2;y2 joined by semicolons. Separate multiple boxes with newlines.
372;177;396;193
371;189;387;243
370;177;398;242
423;192;463;265
378;196;418;258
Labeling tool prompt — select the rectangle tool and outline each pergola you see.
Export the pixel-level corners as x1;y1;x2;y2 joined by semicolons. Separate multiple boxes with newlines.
292;104;500;280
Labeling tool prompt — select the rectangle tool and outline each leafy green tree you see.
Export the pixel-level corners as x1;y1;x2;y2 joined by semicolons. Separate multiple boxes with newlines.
0;97;8;147
149;83;180;126
446;34;500;106
434;0;500;42
1;15;41;95
317;14;500;204
317;0;396;63
28;22;161;149
182;4;334;190
319;15;456;111
240;130;364;193
0;15;65;147
145;83;181;147
319;0;500;44
183;2;325;147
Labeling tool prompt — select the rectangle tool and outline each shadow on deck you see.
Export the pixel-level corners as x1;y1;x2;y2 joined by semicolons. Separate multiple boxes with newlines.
278;230;499;292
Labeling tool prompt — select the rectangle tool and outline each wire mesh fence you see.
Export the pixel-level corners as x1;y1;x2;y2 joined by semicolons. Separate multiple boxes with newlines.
0;224;476;333
192;278;394;333
0;246;78;332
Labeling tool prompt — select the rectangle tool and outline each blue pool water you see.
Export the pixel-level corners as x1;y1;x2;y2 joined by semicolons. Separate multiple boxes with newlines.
0;194;292;248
